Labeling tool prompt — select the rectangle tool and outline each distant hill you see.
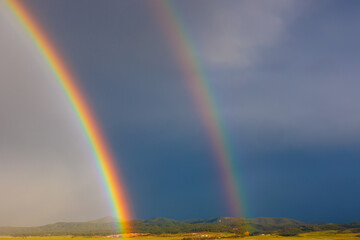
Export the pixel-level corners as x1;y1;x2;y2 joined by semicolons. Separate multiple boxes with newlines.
191;216;303;226
131;217;306;234
0;216;359;237
87;216;118;224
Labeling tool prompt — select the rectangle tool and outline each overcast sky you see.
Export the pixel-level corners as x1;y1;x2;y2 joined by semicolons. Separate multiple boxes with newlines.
1;0;360;226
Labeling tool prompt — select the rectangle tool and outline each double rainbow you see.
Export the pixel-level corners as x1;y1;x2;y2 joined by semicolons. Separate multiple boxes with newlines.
4;0;132;233
4;0;245;230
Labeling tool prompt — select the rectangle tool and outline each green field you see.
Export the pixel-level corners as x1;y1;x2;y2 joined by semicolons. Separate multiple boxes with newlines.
1;231;360;240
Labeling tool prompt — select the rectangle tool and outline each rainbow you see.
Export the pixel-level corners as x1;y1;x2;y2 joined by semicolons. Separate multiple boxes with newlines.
4;0;132;233
151;1;245;217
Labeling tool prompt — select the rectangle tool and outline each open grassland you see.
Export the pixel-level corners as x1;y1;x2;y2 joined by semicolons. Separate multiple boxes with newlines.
1;231;360;240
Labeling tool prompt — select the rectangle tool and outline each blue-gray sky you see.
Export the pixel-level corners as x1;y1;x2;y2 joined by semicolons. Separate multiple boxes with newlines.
0;0;360;226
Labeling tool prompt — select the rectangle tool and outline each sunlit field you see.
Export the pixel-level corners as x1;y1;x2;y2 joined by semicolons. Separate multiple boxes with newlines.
1;231;360;240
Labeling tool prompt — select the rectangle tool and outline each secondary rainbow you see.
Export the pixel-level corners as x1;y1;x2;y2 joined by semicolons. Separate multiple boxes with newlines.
4;0;132;233
151;1;245;217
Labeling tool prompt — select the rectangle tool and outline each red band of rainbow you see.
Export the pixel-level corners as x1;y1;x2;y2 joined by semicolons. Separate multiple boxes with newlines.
4;0;132;233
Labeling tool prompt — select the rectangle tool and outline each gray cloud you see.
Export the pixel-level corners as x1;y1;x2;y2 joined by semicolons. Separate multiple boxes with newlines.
180;0;302;67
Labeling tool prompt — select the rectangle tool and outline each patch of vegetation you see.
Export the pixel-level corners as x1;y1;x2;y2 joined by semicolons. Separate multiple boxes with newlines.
276;227;302;236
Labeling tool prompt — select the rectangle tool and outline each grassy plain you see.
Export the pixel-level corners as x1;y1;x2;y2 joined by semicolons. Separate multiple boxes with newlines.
0;231;359;240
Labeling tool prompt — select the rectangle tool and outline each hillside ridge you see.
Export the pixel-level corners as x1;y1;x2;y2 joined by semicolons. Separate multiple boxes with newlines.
0;216;358;237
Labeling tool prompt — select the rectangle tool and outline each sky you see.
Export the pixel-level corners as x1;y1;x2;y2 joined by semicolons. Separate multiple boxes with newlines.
0;0;360;226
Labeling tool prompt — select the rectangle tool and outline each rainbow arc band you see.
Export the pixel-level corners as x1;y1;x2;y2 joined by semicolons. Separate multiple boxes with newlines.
151;1;244;217
4;0;132;233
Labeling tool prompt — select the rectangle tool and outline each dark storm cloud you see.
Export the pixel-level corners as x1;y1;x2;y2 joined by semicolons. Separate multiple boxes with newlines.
1;0;360;225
